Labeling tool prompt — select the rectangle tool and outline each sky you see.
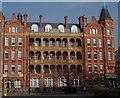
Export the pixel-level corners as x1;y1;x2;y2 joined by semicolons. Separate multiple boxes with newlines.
1;2;118;49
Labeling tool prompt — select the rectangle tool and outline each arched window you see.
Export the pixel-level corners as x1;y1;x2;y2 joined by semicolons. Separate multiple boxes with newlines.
45;24;52;32
58;25;65;32
31;24;39;32
71;25;78;33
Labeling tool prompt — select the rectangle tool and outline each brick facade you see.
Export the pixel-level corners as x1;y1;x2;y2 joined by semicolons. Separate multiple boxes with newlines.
1;7;116;93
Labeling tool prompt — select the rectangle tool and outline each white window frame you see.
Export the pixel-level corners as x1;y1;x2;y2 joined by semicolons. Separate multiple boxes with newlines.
11;64;15;74
88;64;92;73
108;52;112;60
88;51;91;60
44;78;54;87
107;29;110;35
72;78;80;87
18;38;22;46
93;39;96;47
99;52;103;60
12;38;16;46
94;64;98;73
12;50;15;60
107;40;111;47
58;78;67;87
18;64;22;73
18;50;22;60
71;25;78;33
94;52;97;60
5;50;8;60
5;37;9;46
12;27;15;33
14;80;21;88
31;24;39;32
4;64;8;74
100;64;104;73
58;25;65;32
99;39;102;47
45;24;52;32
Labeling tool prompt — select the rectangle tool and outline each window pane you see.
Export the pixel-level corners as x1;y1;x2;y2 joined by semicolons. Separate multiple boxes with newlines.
18;50;22;60
18;38;22;46
12;38;16;46
5;38;9;46
5;51;8;59
12;50;15;60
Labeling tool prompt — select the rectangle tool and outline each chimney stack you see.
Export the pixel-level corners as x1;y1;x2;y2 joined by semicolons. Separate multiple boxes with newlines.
23;14;28;23
78;16;84;29
64;16;68;28
17;13;22;23
39;15;42;28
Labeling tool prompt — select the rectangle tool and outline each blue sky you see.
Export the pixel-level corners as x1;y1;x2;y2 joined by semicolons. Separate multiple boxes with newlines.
2;2;118;49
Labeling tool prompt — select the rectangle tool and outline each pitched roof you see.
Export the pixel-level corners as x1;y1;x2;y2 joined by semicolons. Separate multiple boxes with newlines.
99;7;112;21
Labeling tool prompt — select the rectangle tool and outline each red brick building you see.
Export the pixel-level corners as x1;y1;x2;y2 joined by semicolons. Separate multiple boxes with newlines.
1;7;116;93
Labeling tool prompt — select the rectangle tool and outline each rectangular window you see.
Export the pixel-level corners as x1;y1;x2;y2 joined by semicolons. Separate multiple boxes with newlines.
30;78;40;88
99;52;103;60
58;78;67;87
94;64;98;73
72;78;80;87
88;64;92;73
107;40;111;47
90;29;92;34
12;27;15;33
14;80;21;88
11;64;15;74
93;29;95;34
5;50;8;60
16;27;18;32
94;52;97;59
18;64;22;73
93;39;96;47
18;50;22;60
108;52;112;60
5;37;9;46
45;78;54;87
4;64;8;74
9;27;11;33
99;39;102;47
18;38;22;46
95;29;98;34
12;38;15;46
87;39;91;46
88;51;91;60
107;29;110;35
12;50;15;60
100;64;104;73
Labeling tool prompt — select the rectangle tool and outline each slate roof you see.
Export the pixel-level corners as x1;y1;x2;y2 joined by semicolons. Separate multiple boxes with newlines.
26;22;79;28
99;7;112;21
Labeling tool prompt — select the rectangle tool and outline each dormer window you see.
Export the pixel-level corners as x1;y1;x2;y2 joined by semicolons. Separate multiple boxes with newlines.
45;24;52;32
9;26;18;33
31;24;38;32
58;25;64;32
90;28;98;34
71;25;78;33
12;27;15;33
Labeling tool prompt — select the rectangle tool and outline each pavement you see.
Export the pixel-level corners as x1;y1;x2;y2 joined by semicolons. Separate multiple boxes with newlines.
2;91;94;98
